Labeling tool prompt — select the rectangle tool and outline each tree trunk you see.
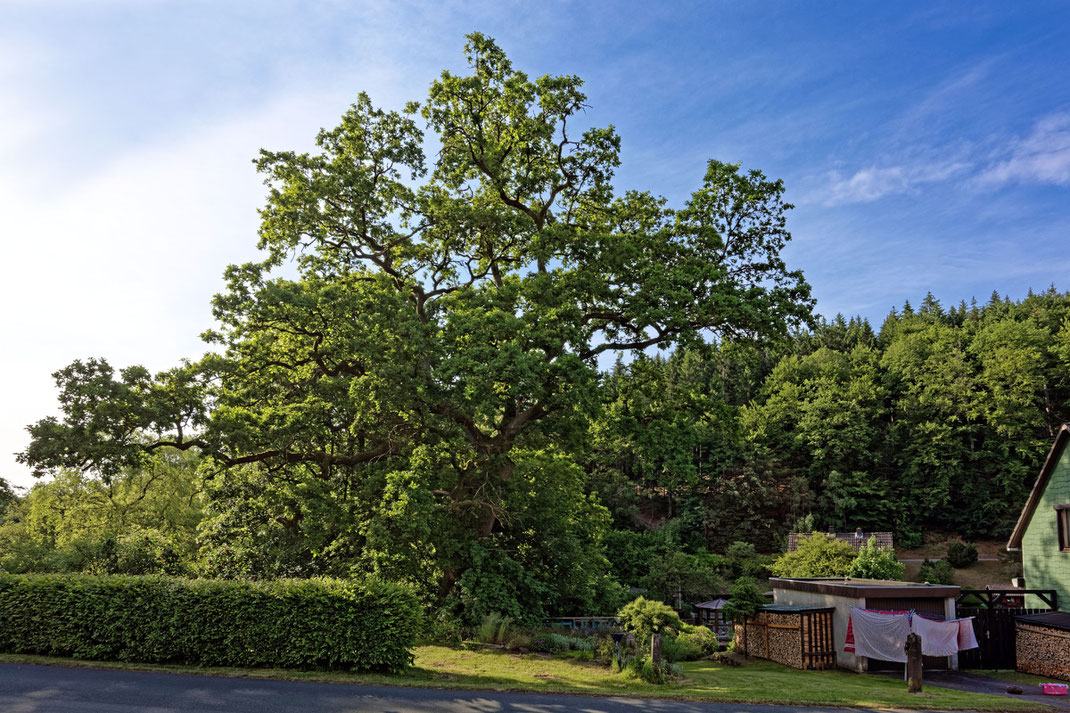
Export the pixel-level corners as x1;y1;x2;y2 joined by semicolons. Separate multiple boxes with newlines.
905;632;923;693
651;633;662;665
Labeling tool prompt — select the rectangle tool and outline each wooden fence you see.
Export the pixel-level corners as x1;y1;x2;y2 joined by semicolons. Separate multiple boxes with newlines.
956;589;1057;670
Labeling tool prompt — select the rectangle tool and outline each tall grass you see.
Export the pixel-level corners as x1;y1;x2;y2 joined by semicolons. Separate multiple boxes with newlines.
475;613;513;644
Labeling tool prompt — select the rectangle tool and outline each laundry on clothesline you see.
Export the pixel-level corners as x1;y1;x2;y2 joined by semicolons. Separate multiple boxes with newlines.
957;617;979;651
844;607;909;654
848;607;911;662
845;607;979;661
911;614;961;657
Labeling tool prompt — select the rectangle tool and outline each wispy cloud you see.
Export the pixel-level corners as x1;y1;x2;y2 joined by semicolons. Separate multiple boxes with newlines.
821;160;971;205
978;112;1070;186
817;110;1070;205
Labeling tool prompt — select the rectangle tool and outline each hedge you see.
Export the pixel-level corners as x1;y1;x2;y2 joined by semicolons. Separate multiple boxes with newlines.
0;573;419;672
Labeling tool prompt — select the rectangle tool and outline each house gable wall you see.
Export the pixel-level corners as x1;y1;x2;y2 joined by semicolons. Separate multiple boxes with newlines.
1023;441;1070;611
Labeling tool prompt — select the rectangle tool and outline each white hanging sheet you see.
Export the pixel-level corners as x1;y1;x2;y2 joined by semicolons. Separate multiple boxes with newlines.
911;615;960;657
849;606;910;663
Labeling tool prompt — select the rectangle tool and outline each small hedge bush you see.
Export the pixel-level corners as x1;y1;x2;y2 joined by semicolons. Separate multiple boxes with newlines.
0;573;419;672
917;558;955;585
946;541;979;569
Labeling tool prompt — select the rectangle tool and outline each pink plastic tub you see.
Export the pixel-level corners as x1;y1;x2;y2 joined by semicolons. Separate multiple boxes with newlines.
1041;683;1068;696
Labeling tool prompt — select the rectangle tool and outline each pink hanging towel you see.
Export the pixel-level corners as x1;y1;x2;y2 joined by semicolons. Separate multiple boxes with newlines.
957;617;979;650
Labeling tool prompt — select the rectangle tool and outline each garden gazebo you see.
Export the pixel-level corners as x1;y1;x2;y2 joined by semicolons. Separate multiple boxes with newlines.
695;598;733;640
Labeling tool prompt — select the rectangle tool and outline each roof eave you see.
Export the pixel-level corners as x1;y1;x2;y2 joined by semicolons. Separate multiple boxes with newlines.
1007;424;1070;551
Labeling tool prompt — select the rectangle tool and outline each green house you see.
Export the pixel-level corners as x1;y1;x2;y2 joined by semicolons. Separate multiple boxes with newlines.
1007;423;1070;611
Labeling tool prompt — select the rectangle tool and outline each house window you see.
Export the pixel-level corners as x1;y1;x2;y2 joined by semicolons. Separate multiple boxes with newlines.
1057;505;1070;552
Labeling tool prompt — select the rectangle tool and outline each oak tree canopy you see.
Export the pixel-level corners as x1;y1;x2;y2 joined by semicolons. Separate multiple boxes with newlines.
20;33;812;608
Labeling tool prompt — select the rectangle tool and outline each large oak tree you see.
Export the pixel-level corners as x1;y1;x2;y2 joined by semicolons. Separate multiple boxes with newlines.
20;34;812;609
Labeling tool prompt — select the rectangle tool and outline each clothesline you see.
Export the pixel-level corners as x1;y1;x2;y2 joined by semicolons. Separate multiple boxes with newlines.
845;606;979;662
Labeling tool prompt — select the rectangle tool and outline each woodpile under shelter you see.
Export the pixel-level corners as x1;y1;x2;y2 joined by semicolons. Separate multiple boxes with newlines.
771;577;960;672
1015;611;1070;681
733;604;835;670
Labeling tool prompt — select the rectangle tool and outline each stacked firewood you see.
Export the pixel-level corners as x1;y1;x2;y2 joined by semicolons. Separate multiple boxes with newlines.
1017;624;1070;681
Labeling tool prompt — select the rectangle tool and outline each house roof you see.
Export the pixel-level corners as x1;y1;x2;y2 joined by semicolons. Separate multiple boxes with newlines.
787;530;893;553
771;577;959;598
1007;423;1070;551
695;598;730;610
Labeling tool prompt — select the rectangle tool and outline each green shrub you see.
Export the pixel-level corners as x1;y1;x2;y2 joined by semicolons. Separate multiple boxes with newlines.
661;634;702;663
0;573;419;672
770;533;856;578
529;631;594;654
620;654;675;684
724;541;772;580
422;610;463;646
475;612;512;645
946;541;978;569
678;624;719;657
917;558;955;585
722;576;766;624
617;596;682;638
504;632;532;651
595;634;616;663
897;529;924;550
846;536;905;580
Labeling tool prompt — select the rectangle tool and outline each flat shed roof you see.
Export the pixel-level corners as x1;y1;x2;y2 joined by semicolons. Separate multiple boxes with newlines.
1017;612;1070;633
771;577;959;598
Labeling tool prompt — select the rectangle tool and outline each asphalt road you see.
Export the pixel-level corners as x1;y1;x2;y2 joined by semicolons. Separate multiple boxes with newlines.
0;663;900;713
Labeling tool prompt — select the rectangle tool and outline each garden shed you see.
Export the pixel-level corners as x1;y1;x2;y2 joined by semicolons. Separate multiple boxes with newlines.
733;604;835;670
1015;611;1070;681
771;577;960;672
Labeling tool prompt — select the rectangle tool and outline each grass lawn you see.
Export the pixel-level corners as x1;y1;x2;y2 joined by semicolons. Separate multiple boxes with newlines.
0;646;1050;711
972;669;1069;687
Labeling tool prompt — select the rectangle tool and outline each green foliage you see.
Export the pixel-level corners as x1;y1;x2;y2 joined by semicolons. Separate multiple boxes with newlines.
946;541;979;568
722;576;766;623
422;610;464;646
0;477;17;520
846;536;904;580
642;550;725;604
617;596;683;638
619;654;678;684
896;529;924;550
529;632;595;654
20;33;812;613
475;612;513;645
725;540;772;579
12;26;1070;631
663;625;718;662
917;558;955;585
0;452;202;576
0;573;419;672
769;533;856;578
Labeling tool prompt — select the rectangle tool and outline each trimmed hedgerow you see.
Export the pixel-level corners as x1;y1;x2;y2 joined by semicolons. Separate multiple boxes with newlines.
0;573;419;672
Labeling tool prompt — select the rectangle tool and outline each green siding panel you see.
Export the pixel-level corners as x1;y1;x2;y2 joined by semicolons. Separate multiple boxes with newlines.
1023;441;1070;611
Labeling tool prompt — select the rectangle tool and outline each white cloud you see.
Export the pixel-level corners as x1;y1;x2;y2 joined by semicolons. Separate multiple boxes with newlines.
0;89;359;487
822;160;970;206
979;112;1070;186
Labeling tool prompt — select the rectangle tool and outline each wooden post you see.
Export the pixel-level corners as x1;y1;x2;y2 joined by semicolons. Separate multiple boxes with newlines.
906;632;923;693
651;632;663;665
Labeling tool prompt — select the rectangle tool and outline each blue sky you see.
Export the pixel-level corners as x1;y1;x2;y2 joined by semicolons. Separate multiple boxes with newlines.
2;1;1069;485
